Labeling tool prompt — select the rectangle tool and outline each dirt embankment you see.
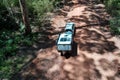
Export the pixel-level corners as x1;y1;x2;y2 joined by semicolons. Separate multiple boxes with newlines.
14;0;120;80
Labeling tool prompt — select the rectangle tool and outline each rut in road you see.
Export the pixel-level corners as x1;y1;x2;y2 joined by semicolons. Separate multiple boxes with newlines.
14;0;120;80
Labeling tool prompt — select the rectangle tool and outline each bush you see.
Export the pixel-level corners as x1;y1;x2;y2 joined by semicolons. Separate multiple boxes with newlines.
104;0;120;17
104;0;120;35
0;31;38;79
110;17;120;35
27;0;61;26
0;0;61;79
0;1;19;31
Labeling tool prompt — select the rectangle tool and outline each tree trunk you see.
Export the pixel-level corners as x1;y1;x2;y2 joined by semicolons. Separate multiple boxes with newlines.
19;0;31;35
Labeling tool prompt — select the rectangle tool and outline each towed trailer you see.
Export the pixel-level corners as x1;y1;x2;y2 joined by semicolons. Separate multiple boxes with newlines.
57;22;75;56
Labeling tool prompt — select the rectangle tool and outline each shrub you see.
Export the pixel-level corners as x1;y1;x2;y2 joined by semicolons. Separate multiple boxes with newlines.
0;0;61;79
104;0;120;17
104;0;120;35
110;17;120;35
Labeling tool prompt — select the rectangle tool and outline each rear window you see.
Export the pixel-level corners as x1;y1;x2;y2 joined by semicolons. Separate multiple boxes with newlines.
66;24;72;27
60;38;70;41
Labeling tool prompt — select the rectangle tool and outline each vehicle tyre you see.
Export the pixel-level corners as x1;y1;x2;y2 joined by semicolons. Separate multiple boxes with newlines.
61;52;64;56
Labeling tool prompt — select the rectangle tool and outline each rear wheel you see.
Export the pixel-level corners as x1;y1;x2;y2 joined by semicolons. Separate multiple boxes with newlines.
60;52;64;56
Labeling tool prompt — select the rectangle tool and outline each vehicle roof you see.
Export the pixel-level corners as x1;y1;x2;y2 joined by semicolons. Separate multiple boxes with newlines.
65;22;74;30
57;33;72;44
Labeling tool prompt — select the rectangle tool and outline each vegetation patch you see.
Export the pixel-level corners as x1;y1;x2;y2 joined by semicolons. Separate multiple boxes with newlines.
104;0;120;35
110;17;120;35
0;0;61;79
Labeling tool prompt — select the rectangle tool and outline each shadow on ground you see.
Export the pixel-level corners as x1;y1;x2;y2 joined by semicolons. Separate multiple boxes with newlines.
75;28;118;54
11;0;120;80
64;41;78;59
11;59;53;80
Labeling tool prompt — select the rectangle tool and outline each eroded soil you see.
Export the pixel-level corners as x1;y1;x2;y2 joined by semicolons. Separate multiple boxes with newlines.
14;0;120;80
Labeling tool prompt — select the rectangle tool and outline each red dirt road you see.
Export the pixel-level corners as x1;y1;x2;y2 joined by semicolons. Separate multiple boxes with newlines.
15;0;120;80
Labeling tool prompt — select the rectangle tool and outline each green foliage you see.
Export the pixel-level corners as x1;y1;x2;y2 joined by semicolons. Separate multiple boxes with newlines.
26;0;61;26
0;0;61;79
0;30;38;79
104;0;120;35
0;0;19;31
0;31;17;60
32;0;53;16
27;0;54;26
104;0;120;17
53;0;64;8
110;17;120;35
0;55;26;79
0;0;61;30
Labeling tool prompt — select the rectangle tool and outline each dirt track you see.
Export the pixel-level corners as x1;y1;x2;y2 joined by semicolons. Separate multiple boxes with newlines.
15;0;120;80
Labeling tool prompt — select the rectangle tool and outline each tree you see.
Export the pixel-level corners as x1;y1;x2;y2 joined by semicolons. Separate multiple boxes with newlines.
19;0;31;35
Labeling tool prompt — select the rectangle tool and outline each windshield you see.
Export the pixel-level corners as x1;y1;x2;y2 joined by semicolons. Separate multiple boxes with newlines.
66;31;72;34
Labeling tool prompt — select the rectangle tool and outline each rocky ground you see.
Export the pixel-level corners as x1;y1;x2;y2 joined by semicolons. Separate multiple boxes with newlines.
14;0;120;80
